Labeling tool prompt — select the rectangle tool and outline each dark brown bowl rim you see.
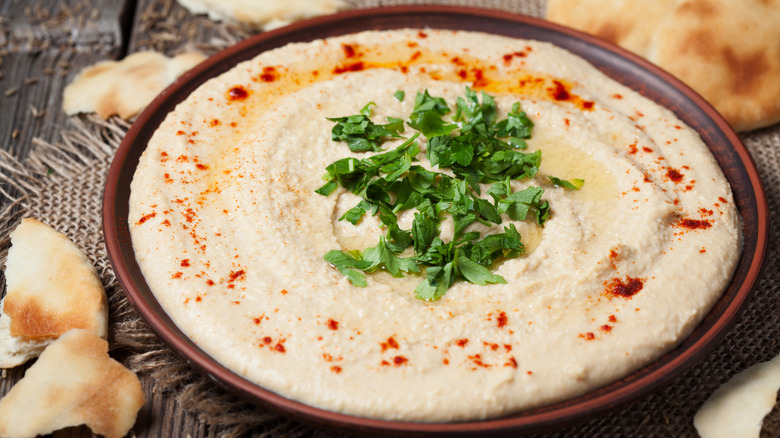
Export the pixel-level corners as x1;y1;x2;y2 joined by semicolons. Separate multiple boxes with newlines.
103;5;769;436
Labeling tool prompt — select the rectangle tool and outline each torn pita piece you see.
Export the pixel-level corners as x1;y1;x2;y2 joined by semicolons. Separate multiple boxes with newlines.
694;354;780;438
0;218;108;368
0;329;146;438
176;0;348;30
546;0;780;132
63;51;206;120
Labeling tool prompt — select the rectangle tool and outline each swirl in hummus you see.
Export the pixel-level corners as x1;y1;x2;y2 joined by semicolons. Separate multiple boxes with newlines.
129;29;741;421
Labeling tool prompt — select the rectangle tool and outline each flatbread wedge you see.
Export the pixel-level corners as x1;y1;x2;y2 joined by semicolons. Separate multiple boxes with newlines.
0;218;108;368
0;329;145;438
546;0;780;132
63;51;205;119
695;354;780;438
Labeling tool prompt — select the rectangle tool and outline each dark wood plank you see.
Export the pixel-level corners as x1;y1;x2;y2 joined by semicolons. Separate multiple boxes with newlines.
133;378;211;438
128;0;253;56
0;367;24;410
0;0;129;52
0;0;130;158
0;50;124;160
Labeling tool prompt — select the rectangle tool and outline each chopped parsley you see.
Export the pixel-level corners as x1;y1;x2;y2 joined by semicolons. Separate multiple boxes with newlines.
548;176;584;190
326;102;405;152
318;87;578;300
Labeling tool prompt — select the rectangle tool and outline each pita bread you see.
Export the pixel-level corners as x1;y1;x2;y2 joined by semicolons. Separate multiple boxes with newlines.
175;0;348;30
546;0;780;132
0;299;48;369
0;329;145;438
694;353;780;438
63;51;206;120
0;218;107;368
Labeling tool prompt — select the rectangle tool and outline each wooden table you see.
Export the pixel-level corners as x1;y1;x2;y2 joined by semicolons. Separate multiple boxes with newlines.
1;1;777;437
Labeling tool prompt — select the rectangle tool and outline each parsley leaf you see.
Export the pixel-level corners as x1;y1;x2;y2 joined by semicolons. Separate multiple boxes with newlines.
362;236;420;277
314;180;338;196
548;176;584;190
411;212;438;254
473;197;501;224
496;186;550;225
495;102;534;148
456;255;506;285
386;223;413;254
340;199;371;225
408;90;457;137
324;250;370;287
468;224;524;268
414;262;455;301
394;90;405;101
482;149;541;182
454;87;497;135
327;102;405;152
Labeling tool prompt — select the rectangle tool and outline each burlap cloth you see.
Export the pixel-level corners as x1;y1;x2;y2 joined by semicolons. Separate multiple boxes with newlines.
0;0;777;436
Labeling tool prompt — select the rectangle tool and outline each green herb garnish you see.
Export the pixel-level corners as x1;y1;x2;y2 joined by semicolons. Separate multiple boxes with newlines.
408;90;458;138
326;102;405;152
548;176;584;190
318;87;578;300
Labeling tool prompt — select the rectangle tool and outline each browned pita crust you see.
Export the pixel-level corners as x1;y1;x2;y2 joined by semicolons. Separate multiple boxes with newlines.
547;0;780;131
0;218;107;368
3;218;107;339
0;329;145;438
63;51;205;119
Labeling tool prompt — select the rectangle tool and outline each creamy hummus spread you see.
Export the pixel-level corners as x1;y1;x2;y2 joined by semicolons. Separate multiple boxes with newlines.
128;29;741;421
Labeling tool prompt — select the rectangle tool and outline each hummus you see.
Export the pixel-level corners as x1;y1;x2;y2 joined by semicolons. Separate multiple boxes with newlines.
128;29;741;421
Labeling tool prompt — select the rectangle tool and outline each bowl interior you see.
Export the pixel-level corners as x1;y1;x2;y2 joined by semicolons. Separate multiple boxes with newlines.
103;6;768;436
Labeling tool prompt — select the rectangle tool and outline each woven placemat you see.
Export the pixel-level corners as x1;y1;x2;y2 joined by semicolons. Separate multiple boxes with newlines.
0;0;777;437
